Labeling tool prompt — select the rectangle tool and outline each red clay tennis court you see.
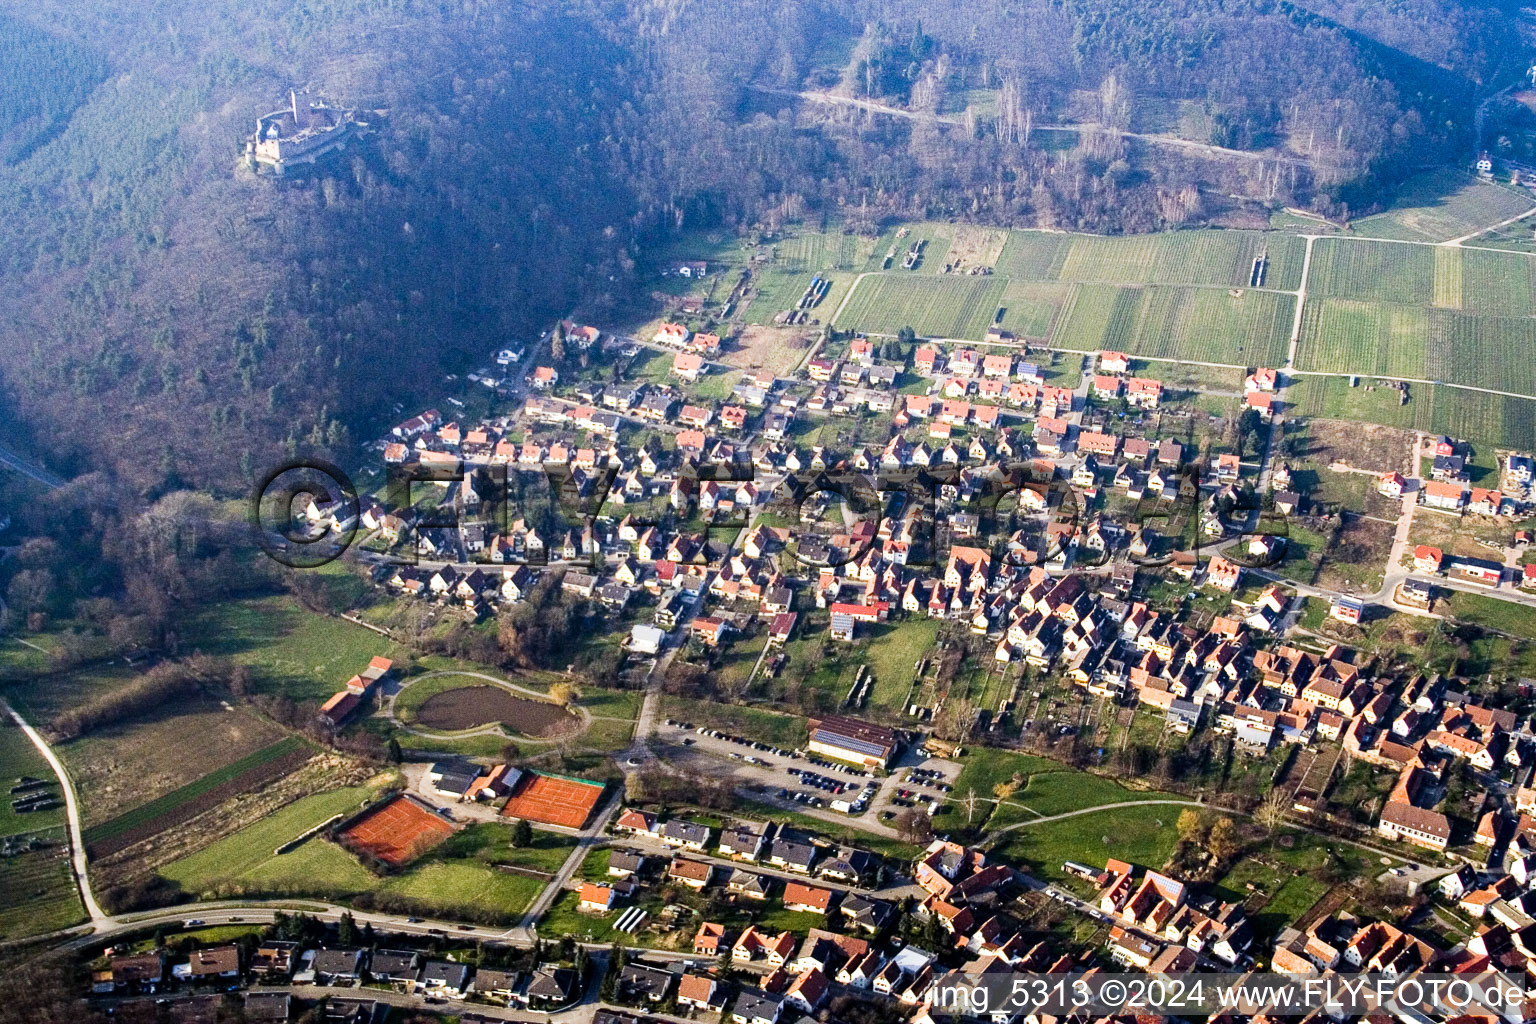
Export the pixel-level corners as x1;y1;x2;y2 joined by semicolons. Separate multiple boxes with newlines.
337;794;454;866
500;771;605;829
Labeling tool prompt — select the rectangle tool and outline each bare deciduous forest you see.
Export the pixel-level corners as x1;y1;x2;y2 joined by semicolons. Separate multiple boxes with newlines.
0;0;1521;498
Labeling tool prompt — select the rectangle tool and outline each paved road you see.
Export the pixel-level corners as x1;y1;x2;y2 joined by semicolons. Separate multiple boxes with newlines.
2;697;106;924
30;896;728;956
515;787;624;937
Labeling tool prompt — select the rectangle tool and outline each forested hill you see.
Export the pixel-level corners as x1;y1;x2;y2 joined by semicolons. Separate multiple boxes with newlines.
0;1;649;493
0;0;1522;494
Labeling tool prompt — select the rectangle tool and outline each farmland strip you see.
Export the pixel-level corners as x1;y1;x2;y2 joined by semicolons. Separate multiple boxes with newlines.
84;735;311;858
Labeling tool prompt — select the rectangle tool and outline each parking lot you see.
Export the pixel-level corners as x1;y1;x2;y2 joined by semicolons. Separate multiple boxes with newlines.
653;719;962;829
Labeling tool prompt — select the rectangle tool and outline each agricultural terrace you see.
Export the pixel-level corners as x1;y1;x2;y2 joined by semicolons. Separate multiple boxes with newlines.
64;697;292;829
1348;169;1535;243
836;275;1006;340
834;227;1303;359
0;825;83;939
1051;284;1293;365
0;720;65;837
1298;240;1536;398
995;229;1306;289
82;735;313;859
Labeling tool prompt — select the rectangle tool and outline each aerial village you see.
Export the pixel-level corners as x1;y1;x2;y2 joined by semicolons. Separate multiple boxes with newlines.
164;306;1536;1024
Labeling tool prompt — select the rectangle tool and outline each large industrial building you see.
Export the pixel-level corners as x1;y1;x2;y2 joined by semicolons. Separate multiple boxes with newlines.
806;716;899;769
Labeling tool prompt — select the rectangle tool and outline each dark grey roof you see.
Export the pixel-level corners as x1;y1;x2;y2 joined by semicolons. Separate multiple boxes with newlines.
245;992;291;1023
769;836;817;867
722;825;765;851
312;948;365;976
733;988;784;1023
619;962;673;1000
840;893;892;927
661;819;711;844
472;968;520;993
609;850;646;873
730;868;770;894
322;998;378;1024
527;966;578;1001
367;950;418;979
419;960;469;987
434;770;478;795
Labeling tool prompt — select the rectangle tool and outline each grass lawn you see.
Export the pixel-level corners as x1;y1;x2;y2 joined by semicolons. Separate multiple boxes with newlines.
575;716;637;753
537;889;629;944
181;595;410;703
381;860;545;917
1443;592;1536;640
0;635;52;682
953;749;1061;802
857;619;941;712
688;368;743;402
168;796;546;920
580;689;643;720
1012;771;1177;817
715;632;769;694
987;803;1182;880
396;732;512;758
162;786;378;892
1211;856;1328;937
578;846;611;881
236;838;377;894
147;924;266;948
417;821;578;875
0;722;65;837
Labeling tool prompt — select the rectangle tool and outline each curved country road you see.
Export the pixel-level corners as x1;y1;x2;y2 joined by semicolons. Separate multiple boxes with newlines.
2;698;107;925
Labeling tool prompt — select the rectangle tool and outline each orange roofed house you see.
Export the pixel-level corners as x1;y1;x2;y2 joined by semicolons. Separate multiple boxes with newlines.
579;883;617;911
782;881;834;914
673;351;705;382
654;322;691;347
1126;377;1162;408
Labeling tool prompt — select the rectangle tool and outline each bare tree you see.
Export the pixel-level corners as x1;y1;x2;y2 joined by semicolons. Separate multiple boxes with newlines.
895;808;934;845
1257;788;1290;834
963;788;981;824
1098;72;1133;131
